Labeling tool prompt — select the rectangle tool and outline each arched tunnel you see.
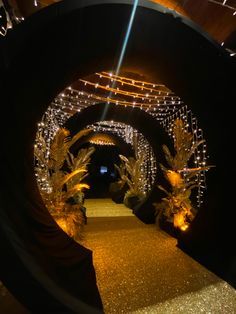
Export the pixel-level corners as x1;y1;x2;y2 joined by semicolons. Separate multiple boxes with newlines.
0;0;235;312
65;103;172;221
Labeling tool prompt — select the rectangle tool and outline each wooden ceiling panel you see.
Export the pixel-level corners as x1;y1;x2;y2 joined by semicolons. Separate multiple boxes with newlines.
151;0;236;43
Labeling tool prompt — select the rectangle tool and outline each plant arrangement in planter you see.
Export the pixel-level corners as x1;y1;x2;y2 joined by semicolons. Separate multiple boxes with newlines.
35;128;95;239
119;154;146;210
154;119;213;233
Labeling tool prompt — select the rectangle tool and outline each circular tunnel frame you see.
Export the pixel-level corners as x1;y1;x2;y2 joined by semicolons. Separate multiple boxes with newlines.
0;0;236;312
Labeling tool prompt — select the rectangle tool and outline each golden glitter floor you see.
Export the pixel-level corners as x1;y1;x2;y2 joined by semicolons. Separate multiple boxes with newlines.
1;199;235;313
81;199;236;314
85;198;133;217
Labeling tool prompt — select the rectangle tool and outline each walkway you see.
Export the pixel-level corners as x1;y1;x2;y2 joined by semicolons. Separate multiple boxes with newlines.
1;199;235;313
85;198;134;217
81;199;236;313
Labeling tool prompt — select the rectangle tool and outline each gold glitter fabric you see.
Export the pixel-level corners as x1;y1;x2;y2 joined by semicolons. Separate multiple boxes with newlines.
81;199;236;314
85;198;133;217
1;199;235;313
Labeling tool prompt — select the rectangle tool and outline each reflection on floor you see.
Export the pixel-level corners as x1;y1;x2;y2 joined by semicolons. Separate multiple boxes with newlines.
81;199;236;313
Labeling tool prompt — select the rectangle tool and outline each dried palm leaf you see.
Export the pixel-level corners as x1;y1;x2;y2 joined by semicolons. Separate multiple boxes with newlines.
61;168;87;186
162;145;174;168
119;154;145;196
62;183;90;201
68;128;92;148
49;128;70;171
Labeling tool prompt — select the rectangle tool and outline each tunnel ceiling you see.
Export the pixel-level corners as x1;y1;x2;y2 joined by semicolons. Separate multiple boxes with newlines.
11;0;236;48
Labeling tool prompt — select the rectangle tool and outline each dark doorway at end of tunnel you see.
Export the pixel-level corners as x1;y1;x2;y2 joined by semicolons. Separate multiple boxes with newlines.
83;144;121;198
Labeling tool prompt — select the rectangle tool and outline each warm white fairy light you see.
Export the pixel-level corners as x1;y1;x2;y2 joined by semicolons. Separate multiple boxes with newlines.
89;139;115;146
34;106;61;193
62;86;183;111
80;77;179;99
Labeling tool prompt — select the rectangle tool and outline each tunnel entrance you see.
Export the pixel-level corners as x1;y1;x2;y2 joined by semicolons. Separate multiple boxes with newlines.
34;70;209;232
1;0;235;313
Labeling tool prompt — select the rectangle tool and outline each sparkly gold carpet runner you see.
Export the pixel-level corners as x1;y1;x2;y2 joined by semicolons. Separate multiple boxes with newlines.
85;198;134;217
81;199;236;313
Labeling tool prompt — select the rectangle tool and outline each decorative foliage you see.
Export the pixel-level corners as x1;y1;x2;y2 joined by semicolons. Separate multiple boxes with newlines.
154;119;213;231
34;128;94;239
109;160;128;204
119;155;144;195
155;170;196;231
114;158;128;189
53;204;85;239
48;128;70;171
162;119;205;171
119;154;146;209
